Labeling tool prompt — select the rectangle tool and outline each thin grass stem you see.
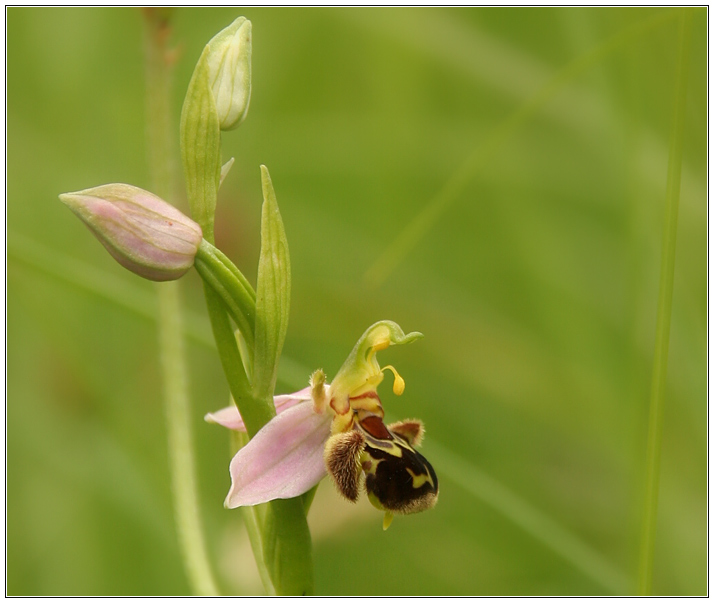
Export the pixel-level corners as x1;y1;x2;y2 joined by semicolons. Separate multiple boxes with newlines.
143;10;220;596
7;232;215;349
636;8;693;596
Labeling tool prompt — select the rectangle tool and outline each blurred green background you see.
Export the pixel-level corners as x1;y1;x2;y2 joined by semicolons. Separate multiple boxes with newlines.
7;7;707;596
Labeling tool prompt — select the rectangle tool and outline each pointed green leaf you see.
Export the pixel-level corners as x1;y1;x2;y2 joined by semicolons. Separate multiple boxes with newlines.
253;165;291;402
261;499;314;595
180;51;221;243
231;432;313;596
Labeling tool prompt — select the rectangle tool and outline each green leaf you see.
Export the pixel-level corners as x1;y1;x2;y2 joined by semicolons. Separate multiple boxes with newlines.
300;484;319;515
231;433;313;596
180;50;222;243
252;165;291;402
230;431;275;595
261;499;314;595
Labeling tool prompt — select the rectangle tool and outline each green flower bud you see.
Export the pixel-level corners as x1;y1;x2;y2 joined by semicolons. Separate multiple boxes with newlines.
59;183;203;282
206;16;252;131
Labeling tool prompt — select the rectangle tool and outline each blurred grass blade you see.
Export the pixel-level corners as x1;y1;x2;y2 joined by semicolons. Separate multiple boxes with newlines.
9;231;154;315
252;165;291;402
8;232;215;348
427;439;630;594
363;9;678;288
157;281;220;596
8;232;306;390
144;10;220;595
637;8;693;596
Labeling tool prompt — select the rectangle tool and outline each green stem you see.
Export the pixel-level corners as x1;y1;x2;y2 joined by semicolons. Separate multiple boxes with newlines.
230;432;276;595
212;243;257;303
637;8;692;596
156;284;219;596
202;283;276;438
143;10;220;596
179;17;314;594
194;239;257;355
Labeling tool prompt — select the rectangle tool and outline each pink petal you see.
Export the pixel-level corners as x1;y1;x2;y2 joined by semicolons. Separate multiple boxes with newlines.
224;402;332;508
274;386;312;412
205;386;312;432
204;405;246;431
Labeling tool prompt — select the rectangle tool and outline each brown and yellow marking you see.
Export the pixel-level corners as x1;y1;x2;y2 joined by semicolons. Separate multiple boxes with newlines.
324;411;438;529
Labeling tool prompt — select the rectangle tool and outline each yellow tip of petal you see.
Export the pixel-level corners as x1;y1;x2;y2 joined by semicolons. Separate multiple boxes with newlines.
383;511;394;531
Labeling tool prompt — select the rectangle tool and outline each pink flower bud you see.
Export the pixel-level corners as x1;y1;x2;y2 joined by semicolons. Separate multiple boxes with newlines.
59;183;203;282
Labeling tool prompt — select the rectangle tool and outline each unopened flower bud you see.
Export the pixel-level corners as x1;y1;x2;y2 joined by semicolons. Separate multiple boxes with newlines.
206;16;252;130
59;183;203;282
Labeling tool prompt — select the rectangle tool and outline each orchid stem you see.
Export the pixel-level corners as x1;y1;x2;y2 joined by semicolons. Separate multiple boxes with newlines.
194;239;256;356
143;9;220;596
636;8;692;596
202;283;276;438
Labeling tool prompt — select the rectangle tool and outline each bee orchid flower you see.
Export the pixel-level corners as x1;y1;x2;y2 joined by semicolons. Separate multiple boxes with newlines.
206;321;439;529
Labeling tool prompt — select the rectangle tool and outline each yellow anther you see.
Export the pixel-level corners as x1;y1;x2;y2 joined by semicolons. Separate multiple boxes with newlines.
310;369;327;413
382;365;405;395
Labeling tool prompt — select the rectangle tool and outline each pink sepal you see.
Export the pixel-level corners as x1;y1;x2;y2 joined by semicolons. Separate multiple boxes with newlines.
224;402;331;508
205;386;312;432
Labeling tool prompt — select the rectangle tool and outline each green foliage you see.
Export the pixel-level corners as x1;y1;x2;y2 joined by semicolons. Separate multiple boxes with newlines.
180;36;222;242
7;6;707;595
181;17;312;595
253;166;292;404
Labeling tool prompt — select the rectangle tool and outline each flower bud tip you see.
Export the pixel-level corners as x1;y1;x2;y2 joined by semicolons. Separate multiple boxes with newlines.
207;17;252;131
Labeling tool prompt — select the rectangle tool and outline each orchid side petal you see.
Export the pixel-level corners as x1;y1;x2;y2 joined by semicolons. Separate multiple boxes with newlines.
273;386;312;413
225;402;332;508
205;405;245;431
205;386;312;432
